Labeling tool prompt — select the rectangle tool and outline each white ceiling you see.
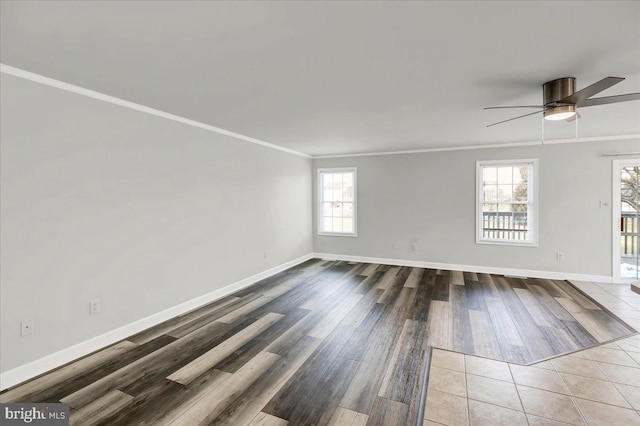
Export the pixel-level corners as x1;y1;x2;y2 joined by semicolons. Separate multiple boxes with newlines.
1;1;639;156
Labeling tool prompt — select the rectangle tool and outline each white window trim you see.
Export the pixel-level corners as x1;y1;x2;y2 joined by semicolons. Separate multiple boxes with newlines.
612;158;640;282
476;159;538;247
317;167;357;237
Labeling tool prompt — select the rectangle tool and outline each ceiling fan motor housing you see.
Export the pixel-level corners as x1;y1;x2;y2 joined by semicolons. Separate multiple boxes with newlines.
485;75;636;127
543;77;576;119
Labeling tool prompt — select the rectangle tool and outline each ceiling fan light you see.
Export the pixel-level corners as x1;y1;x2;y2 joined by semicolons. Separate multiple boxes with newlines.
544;105;576;121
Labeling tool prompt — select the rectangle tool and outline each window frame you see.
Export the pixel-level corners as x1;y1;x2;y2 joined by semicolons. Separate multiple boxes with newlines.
476;159;538;247
317;167;358;237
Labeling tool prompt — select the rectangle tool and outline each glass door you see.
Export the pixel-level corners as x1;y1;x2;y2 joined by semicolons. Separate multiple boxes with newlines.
617;161;640;281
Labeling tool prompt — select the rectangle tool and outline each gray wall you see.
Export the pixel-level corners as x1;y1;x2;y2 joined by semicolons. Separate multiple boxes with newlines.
313;139;640;277
1;70;637;375
0;74;313;372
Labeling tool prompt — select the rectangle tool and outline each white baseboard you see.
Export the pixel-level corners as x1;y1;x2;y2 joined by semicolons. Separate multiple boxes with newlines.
0;251;613;390
0;253;313;391
313;252;614;284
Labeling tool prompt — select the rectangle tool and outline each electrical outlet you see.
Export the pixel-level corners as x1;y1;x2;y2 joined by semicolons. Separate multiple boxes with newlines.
599;201;609;208
392;242;398;249
556;252;565;262
90;299;102;315
21;318;34;336
264;251;269;259
411;243;419;251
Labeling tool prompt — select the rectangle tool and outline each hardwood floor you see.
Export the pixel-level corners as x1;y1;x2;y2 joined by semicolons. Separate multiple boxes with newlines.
1;259;636;425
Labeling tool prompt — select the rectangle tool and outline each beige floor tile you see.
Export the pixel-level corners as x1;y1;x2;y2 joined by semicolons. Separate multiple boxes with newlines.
510;364;569;394
526;414;576;425
428;366;467;397
599;300;636;311
529;360;555;371
468;399;527;426
559;373;631;408
611;310;640;320
601;284;638;296
621;318;640;331
597;362;640;387
614;383;640;410
600;341;622;350
618;338;640;353
424;389;468;426
517;385;584;425
423;421;446;426
574;397;640;425
595;295;630;305
432;349;465;372
630;351;640;365
610;289;638;298
465;355;512;382
466;374;521;411
617;295;640;306
589;291;619;301
568;349;592;361
583;346;639;367
550;356;608;380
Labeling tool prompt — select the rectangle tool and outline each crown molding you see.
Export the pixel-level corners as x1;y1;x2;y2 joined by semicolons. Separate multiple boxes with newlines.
3;64;637;160
0;64;311;159
311;134;640;159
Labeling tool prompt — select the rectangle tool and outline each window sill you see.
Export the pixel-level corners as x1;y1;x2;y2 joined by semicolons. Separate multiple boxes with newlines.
476;239;538;248
318;232;358;238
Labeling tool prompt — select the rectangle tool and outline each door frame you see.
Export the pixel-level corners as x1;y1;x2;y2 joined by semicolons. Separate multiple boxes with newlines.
612;158;640;283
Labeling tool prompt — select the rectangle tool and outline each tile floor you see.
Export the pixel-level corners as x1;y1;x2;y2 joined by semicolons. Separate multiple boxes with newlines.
424;282;640;425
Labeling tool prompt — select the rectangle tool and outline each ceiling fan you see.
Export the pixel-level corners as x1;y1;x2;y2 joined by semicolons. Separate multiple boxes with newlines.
485;77;640;127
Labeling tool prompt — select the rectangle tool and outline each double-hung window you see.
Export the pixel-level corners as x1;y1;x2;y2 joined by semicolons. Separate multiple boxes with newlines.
317;167;357;236
477;159;537;246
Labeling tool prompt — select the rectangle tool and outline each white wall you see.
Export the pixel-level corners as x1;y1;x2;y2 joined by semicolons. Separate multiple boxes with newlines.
313;139;640;279
0;74;313;373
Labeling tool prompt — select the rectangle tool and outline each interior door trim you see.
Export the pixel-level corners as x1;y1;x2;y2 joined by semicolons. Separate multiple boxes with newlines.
612;158;640;282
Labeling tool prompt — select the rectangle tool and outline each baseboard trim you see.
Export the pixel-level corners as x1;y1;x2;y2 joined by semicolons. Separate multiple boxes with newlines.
313;252;614;283
0;253;313;391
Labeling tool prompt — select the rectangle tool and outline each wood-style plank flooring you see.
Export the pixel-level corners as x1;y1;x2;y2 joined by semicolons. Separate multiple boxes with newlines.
1;259;636;425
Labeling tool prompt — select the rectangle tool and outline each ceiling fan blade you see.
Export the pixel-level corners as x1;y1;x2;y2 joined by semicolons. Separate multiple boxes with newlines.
484;105;544;110
580;92;640;107
565;112;581;122
486;109;548;127
556;77;625;106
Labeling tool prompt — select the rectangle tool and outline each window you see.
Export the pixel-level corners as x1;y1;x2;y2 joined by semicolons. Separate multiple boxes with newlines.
477;159;537;246
318;167;357;236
